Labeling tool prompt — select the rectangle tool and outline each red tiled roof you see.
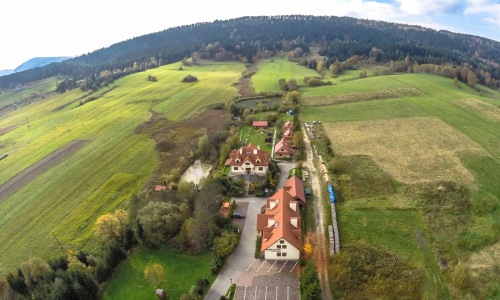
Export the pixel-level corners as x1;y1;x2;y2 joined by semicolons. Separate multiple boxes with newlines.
283;128;294;138
283;175;306;203
225;143;270;167
252;120;269;127
154;185;168;192
274;138;293;155
282;120;294;130
257;189;303;253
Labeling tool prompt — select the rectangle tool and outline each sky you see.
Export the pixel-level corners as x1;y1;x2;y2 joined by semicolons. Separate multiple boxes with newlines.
1;0;499;71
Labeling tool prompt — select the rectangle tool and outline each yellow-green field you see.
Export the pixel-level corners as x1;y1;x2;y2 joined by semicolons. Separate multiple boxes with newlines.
0;61;244;272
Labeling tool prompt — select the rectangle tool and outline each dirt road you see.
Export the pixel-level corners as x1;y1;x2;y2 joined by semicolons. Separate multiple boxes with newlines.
0;140;88;202
303;128;333;300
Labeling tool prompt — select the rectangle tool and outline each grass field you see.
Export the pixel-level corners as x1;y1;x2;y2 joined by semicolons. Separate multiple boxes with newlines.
102;246;215;300
251;57;319;93
303;72;500;297
239;125;274;152
323;117;486;185
0;61;243;273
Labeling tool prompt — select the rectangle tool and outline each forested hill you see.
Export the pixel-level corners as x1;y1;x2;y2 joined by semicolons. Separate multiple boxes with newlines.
2;15;500;89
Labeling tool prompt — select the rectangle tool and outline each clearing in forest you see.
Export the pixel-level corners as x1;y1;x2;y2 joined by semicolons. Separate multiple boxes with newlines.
324;117;487;184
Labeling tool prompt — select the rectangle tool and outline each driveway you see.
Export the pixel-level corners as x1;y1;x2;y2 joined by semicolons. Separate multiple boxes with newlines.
205;161;300;300
204;196;266;300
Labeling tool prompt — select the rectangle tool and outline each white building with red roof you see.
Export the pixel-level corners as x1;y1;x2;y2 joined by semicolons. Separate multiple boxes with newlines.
274;138;293;159
283;175;306;205
225;143;270;176
256;188;302;260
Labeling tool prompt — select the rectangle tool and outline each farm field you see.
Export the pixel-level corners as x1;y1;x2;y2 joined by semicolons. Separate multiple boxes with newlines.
252;57;319;93
0;61;243;273
303;73;500;297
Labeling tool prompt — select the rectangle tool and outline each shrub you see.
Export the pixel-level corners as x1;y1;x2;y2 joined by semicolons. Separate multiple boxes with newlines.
182;75;198;82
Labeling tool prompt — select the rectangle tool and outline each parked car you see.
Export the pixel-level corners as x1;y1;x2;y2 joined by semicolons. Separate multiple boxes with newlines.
304;188;311;198
232;212;246;218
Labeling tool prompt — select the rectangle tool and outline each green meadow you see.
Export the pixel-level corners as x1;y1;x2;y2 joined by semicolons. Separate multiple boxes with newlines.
302;72;500;296
102;246;215;300
252;57;319;93
0;61;244;273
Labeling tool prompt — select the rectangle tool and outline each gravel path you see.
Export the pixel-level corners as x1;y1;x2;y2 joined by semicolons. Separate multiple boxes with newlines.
0;140;88;202
303;128;333;300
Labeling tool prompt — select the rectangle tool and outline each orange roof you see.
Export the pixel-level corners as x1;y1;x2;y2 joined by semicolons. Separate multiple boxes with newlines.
154;185;168;192
282;120;294;130
252;120;269;127
283;175;306;203
225;143;270;167
283;128;294;138
274;138;293;155
257;189;302;252
222;202;231;209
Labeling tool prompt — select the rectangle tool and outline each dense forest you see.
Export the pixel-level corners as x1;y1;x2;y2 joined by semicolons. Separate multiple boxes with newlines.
1;15;500;89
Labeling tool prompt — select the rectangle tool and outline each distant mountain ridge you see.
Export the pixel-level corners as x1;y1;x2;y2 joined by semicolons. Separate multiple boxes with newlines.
0;56;71;77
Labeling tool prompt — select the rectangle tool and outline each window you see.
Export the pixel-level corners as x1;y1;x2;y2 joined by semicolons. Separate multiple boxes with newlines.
282;245;287;249
280;240;285;244
277;253;282;257
282;252;287;257
233;167;238;170
277;245;281;249
245;162;251;165
259;167;263;171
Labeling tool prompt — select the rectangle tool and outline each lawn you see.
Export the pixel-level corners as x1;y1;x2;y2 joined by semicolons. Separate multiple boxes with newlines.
239;125;274;153
102;246;215;300
252;57;319;93
0;61;243;273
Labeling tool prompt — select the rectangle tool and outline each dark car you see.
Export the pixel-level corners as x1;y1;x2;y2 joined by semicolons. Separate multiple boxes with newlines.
232;212;246;218
304;188;311;198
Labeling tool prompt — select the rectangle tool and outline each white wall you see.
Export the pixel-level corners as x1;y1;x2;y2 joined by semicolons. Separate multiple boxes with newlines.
264;239;300;260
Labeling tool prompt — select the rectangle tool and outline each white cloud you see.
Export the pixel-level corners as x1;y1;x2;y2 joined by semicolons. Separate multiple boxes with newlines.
465;0;500;26
395;0;460;15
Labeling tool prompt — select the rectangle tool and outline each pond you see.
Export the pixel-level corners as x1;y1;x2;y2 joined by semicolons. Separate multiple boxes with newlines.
180;159;212;187
235;97;281;108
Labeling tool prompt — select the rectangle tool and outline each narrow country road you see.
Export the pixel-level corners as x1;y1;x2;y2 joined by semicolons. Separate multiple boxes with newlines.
303;127;333;300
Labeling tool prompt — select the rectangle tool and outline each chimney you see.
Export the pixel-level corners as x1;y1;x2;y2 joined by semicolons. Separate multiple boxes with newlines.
239;148;242;154
253;148;257;154
290;201;297;212
291;217;298;228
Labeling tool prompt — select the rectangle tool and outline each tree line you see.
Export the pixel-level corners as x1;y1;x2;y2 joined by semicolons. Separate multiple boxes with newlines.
2;15;500;90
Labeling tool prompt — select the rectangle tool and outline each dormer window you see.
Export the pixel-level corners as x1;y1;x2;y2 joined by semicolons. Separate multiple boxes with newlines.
245;162;251;165
256;159;261;163
235;158;240;163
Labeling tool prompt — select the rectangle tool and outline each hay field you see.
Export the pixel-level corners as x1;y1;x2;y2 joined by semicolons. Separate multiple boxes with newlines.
304;88;423;107
455;98;500;123
324;117;487;184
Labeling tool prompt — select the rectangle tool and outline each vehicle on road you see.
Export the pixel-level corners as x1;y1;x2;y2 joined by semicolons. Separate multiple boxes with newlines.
232;212;246;218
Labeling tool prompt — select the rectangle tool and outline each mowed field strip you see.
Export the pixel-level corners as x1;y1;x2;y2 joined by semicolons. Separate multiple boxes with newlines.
454;98;500;123
324;117;487;184
0;140;88;202
303;87;423;107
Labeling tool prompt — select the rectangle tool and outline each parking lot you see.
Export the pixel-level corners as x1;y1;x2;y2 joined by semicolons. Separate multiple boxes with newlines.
233;259;300;300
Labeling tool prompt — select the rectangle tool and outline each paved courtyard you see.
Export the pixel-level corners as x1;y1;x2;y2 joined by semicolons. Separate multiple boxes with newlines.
233;259;300;300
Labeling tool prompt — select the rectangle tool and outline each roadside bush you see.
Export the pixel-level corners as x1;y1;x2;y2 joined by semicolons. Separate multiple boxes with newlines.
300;261;321;300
